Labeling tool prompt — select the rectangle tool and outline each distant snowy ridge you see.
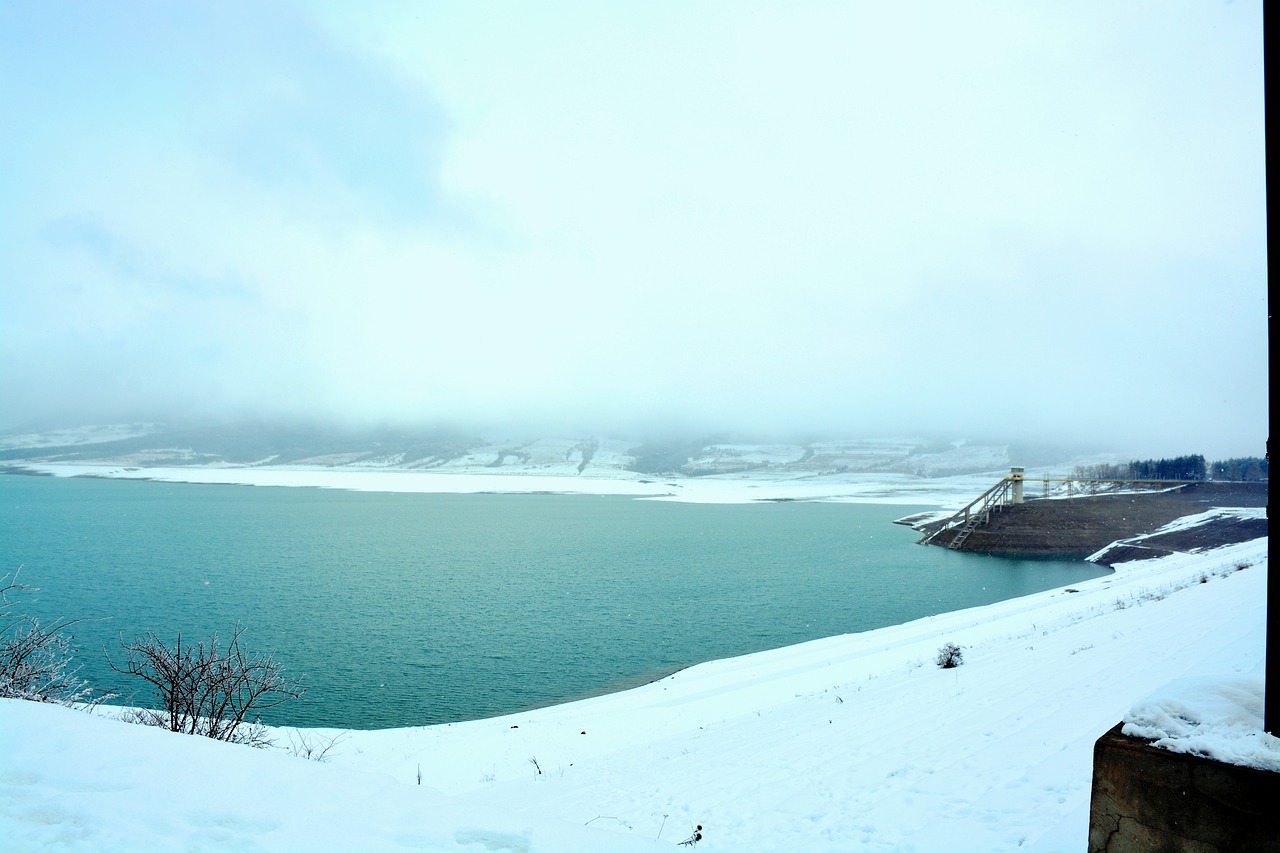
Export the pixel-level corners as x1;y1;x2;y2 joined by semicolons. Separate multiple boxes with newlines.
0;423;1072;479
0;423;160;450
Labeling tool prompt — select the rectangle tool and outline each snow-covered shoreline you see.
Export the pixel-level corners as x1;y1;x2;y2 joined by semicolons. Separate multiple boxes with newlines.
2;530;1271;851
7;461;1006;507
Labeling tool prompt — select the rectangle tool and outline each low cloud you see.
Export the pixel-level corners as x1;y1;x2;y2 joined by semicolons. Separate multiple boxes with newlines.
0;1;1267;461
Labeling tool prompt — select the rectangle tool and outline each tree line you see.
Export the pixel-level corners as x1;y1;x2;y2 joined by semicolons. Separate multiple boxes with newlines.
1071;454;1267;482
1209;456;1269;481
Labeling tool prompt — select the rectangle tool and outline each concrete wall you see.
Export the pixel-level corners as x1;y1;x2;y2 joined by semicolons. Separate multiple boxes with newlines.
1088;723;1280;852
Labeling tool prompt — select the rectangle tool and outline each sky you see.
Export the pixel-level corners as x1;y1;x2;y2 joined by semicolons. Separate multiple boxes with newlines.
0;1;1268;458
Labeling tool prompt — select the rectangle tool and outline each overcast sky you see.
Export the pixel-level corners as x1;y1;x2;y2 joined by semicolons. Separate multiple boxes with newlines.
0;1;1267;458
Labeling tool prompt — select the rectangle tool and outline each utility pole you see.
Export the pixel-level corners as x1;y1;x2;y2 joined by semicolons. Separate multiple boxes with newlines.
1262;8;1271;738
1267;438;1274;735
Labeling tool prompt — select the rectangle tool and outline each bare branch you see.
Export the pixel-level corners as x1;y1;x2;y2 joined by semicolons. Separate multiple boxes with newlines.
1;568;108;707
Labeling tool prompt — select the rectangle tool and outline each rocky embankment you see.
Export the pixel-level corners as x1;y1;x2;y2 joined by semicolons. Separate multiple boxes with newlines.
917;481;1268;561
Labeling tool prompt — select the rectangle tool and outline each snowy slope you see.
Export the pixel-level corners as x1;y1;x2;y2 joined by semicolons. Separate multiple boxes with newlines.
1;536;1270;852
0;423;159;450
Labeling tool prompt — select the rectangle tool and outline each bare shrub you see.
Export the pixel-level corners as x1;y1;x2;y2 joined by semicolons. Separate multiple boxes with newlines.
935;642;964;669
283;728;348;762
108;624;303;746
1;569;104;707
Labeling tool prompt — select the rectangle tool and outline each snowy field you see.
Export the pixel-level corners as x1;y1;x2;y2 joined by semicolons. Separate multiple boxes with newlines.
0;471;1272;852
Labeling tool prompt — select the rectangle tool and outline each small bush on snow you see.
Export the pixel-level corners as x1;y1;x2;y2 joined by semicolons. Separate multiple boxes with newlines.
107;624;303;747
936;642;963;669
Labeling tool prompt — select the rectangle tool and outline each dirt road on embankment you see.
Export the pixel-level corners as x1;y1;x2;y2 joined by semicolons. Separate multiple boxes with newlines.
919;481;1268;560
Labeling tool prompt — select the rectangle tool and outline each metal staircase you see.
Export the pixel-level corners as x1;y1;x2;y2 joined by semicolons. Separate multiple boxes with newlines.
918;476;1016;549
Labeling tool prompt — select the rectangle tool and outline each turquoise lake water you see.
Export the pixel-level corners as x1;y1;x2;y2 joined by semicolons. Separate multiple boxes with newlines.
0;474;1109;729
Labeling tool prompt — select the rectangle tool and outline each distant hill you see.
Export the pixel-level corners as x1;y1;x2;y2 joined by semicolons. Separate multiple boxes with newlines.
0;422;1090;479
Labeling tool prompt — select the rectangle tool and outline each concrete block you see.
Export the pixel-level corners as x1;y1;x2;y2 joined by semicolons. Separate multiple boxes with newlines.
1088;723;1280;852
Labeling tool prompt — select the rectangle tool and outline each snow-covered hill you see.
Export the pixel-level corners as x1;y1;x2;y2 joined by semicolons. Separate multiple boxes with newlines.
0;423;1072;480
